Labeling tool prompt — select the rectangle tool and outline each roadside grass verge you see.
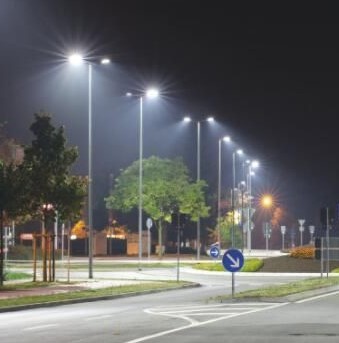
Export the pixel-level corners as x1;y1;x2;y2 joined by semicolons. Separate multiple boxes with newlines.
192;258;263;272
0;281;192;309
214;277;339;301
5;271;32;280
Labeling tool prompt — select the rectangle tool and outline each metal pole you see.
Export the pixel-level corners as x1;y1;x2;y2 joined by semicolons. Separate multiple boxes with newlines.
88;63;93;279
176;214;180;283
326;207;329;278
138;96;143;270
217;139;221;248
231;272;235;299
61;223;65;262
247;166;252;251
197;121;201;260
282;233;285;251
232;152;235;247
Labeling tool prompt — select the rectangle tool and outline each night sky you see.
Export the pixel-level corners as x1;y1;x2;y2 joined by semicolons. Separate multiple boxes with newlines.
1;1;339;229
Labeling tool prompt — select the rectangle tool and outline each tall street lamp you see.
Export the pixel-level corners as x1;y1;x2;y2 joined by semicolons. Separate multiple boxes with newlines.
217;136;231;249
184;115;214;260
68;53;110;279
245;160;259;251
231;149;243;247
127;88;159;270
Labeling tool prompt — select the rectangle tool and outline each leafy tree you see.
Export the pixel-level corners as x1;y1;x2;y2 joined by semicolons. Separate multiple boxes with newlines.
0;162;28;285
208;211;243;249
105;156;210;256
22;112;86;281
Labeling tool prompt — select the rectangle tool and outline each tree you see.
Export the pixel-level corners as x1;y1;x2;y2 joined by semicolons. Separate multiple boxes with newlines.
105;156;210;256
208;211;243;249
0;162;27;285
22;112;86;281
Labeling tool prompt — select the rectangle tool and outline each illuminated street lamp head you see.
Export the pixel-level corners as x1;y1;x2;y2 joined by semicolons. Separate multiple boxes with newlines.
252;160;259;168
207;116;214;122
183;116;192;122
101;58;111;64
261;194;273;208
68;53;84;65
223;136;231;142
146;88;159;99
237;149;243;155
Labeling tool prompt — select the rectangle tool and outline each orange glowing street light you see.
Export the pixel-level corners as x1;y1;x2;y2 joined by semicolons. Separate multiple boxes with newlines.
261;194;273;208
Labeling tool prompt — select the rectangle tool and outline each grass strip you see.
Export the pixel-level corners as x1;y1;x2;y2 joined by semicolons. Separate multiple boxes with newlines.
192;259;263;272
214;277;339;301
0;281;191;309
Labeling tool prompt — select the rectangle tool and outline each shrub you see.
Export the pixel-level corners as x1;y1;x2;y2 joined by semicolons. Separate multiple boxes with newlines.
290;246;315;259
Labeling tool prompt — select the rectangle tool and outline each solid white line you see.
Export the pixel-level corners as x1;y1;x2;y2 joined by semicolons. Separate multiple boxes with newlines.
84;314;113;321
296;290;339;304
126;303;287;343
23;324;59;331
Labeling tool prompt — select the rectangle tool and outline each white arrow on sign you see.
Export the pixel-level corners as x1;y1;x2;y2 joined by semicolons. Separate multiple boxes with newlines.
226;253;240;268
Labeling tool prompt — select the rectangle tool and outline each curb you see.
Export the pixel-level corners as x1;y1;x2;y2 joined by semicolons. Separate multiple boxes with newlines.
218;285;339;304
0;282;201;313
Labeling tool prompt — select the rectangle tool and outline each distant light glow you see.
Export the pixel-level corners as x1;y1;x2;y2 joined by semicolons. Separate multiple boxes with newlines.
68;54;84;65
237;149;243;155
126;92;133;97
146;88;159;99
261;194;273;208
101;58;110;64
246;159;251;164
252;160;259;168
223;136;231;142
207;116;214;122
184;116;192;122
250;171;255;176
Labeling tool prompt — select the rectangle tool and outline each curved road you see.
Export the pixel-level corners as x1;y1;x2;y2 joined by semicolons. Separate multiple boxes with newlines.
0;267;336;343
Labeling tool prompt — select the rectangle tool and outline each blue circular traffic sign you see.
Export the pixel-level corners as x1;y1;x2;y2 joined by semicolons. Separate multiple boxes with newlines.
209;246;220;259
222;249;244;272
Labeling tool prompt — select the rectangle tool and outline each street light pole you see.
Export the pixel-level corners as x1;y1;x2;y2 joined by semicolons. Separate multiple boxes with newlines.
88;63;93;279
138;96;143;270
184;116;214;260
217;136;231;249
197;121;201;260
232;149;242;247
246;160;258;251
68;54;110;279
127;89;159;268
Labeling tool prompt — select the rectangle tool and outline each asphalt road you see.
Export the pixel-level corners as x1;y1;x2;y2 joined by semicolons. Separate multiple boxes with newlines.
1;267;334;343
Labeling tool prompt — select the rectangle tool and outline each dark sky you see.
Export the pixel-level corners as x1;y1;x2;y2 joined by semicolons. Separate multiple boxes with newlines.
1;1;339;228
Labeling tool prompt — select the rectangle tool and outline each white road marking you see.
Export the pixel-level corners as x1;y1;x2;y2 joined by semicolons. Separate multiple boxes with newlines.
124;302;287;343
296;290;339;304
84;314;113;321
23;324;59;331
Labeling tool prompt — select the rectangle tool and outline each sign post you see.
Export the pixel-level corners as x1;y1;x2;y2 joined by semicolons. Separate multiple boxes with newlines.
309;225;315;245
280;226;286;251
146;218;153;262
298;219;305;246
222;248;244;298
